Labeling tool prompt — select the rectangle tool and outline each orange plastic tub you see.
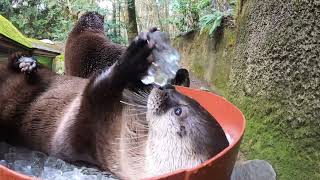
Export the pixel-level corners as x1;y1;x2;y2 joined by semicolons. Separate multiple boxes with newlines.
0;86;245;180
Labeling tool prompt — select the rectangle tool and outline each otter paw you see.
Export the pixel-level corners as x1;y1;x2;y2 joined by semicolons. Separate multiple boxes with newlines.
18;56;37;74
121;31;155;77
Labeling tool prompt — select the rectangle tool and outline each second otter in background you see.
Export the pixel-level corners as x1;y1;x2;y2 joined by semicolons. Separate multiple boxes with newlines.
64;12;190;87
64;12;125;78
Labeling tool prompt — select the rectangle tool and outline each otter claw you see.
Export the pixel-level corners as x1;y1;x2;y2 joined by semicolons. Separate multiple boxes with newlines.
18;57;37;74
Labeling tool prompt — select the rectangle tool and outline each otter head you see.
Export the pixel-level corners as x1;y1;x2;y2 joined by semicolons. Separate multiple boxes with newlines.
75;11;104;32
144;84;229;177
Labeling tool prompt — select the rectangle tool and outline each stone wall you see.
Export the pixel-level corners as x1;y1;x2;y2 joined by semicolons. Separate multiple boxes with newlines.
174;0;320;150
232;0;320;143
173;28;236;95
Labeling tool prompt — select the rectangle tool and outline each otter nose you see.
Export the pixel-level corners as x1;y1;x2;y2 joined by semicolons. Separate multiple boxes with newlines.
159;84;175;90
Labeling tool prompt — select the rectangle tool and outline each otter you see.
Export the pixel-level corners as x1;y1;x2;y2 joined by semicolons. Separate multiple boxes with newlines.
0;31;229;179
64;12;190;87
64;11;126;78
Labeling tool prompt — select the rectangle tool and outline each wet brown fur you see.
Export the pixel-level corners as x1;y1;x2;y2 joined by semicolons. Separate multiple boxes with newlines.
64;12;126;78
0;35;154;178
0;33;228;179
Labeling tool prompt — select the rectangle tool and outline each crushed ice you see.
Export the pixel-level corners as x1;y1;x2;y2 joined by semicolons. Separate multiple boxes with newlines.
0;141;118;180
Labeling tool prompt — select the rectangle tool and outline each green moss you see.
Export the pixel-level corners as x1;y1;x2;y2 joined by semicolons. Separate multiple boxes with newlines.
0;15;32;48
229;96;320;180
54;54;64;63
192;62;205;78
52;54;65;75
175;27;320;179
0;15;56;50
35;56;52;68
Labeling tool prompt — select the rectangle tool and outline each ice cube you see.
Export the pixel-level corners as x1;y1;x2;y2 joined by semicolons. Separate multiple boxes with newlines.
63;168;84;180
41;166;63;180
81;174;100;180
44;156;74;172
141;74;155;85
30;158;45;177
0;160;7;167
81;167;101;175
32;151;47;160
13;160;33;176
4;153;16;168
141;31;181;86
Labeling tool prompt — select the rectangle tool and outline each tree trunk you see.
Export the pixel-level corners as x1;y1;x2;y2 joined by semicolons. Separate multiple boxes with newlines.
127;0;138;42
163;0;169;32
152;0;163;30
112;0;117;35
117;0;121;36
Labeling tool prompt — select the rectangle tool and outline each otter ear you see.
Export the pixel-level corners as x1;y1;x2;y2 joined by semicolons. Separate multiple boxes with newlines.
149;27;159;33
98;13;105;21
171;68;190;87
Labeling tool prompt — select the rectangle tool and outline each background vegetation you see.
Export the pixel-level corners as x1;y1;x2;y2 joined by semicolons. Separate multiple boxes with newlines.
0;0;234;42
1;0;319;179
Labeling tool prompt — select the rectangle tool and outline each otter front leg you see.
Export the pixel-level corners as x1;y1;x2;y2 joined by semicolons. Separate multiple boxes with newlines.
86;32;155;103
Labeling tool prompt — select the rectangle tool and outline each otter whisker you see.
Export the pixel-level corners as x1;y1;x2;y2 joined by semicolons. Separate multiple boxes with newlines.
129;90;148;99
127;108;147;113
130;121;149;128
115;134;148;139
118;142;147;152
126;123;149;130
125;125;148;135
125;112;147;117
111;140;145;146
130;120;149;127
120;100;147;108
115;135;148;141
123;89;148;104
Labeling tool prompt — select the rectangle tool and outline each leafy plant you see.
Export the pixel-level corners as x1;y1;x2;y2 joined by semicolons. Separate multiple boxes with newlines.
199;10;223;36
0;0;125;42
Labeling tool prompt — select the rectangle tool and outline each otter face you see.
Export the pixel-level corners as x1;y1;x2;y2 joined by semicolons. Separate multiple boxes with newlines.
145;85;229;177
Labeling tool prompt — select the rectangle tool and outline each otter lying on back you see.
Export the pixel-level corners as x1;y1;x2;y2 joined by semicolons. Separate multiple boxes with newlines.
0;31;229;179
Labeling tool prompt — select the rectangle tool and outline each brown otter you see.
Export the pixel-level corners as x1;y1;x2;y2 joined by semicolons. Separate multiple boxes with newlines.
64;11;126;78
64;11;190;87
0;31;229;179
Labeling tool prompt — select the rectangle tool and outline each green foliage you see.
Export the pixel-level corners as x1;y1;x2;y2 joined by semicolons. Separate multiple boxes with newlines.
170;0;236;35
198;0;237;36
0;0;126;42
53;54;65;74
170;0;202;32
199;11;223;36
105;20;128;45
36;56;52;68
1;0;69;41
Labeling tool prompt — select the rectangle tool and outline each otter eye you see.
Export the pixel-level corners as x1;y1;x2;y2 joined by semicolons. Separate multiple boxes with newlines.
174;107;182;116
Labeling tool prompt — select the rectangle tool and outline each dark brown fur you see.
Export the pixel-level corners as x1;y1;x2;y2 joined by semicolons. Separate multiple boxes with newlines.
0;33;154;171
0;33;228;179
65;12;190;87
64;12;126;78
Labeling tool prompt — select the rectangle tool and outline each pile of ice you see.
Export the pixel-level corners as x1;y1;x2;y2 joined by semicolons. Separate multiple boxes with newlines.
0;141;118;180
